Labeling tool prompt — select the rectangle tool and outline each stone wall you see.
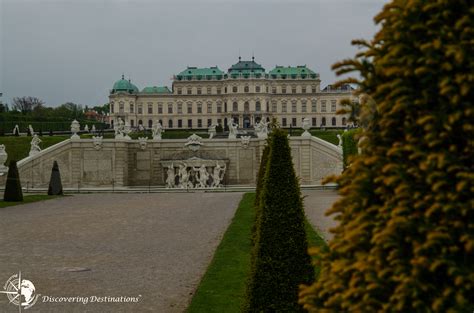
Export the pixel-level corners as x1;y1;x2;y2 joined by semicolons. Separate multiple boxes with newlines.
0;136;342;188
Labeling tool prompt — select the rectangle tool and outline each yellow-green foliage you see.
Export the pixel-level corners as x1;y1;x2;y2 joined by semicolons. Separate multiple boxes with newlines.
342;129;359;168
299;1;474;312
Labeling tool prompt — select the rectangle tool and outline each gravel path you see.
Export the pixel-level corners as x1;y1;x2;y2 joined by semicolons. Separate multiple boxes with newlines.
303;190;340;241
0;193;243;313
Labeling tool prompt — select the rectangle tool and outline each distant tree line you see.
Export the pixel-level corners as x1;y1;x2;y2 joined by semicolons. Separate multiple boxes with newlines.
0;96;109;134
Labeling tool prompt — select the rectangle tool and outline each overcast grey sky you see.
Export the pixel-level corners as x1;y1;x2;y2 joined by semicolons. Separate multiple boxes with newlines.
1;0;386;107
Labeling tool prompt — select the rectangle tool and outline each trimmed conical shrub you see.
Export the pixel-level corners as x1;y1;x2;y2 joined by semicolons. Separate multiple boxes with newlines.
47;161;63;195
3;160;23;202
299;1;474;312
243;128;314;312
251;142;270;244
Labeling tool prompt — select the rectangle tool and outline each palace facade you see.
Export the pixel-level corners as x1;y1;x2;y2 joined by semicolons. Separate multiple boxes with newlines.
109;58;355;130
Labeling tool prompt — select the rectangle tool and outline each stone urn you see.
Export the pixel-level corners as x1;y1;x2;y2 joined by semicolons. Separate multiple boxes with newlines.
0;144;7;172
71;120;81;140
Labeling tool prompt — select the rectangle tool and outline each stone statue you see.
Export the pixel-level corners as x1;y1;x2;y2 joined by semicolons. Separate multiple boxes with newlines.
337;134;343;148
138;137;148;150
92;136;103;150
241;136;251;148
91;124;96;133
70;120;81;139
301;118;311;138
208;124;216;139
114;118;125;139
178;163;191;188
84;124;89;132
185;133;203;152
28;124;35;136
123;123;132;140
29;134;42;156
152;121;164;140
0;144;8;173
211;162;226;188
228;119;238;139
166;164;175;188
138;124;145;132
13;124;20;136
255;120;269;139
194;164;209;188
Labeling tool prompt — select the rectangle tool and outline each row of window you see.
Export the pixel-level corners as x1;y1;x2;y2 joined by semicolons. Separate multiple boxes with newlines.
124;116;347;129
175;85;318;95
111;99;338;114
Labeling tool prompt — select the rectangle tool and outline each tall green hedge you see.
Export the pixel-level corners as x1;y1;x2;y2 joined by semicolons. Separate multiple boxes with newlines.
3;160;23;202
244;129;314;312
300;1;474;312
342;129;359;168
252;143;270;244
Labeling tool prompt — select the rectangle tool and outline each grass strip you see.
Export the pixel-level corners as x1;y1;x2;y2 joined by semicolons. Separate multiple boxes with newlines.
187;193;328;312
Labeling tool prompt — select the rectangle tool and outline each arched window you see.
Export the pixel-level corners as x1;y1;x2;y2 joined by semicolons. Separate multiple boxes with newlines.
332;117;336;126
232;86;238;93
233;102;238;112
138;119;143;125
244;86;249;93
321;117;326;126
255;101;261;112
148;120;153;128
342;117;347;126
168;119;173;128
244;102;249;111
159;119;163;125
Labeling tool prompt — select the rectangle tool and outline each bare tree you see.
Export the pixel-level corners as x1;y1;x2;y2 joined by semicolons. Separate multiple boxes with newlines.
12;96;45;114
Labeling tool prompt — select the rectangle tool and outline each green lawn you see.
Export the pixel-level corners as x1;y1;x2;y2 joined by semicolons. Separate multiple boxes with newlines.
0;194;62;208
0;136;69;164
186;193;327;313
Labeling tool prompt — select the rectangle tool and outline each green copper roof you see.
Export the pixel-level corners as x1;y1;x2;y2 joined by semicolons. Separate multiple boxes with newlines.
228;57;265;74
111;75;139;94
269;65;318;78
176;66;224;80
141;86;172;94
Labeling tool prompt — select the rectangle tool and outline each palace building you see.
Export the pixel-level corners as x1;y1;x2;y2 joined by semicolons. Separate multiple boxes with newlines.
108;57;355;130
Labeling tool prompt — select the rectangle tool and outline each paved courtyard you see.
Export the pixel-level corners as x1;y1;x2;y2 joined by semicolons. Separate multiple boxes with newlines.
0;190;338;313
0;193;243;313
303;190;340;241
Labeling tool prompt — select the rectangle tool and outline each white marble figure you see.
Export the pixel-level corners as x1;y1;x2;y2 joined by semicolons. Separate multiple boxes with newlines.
29;134;42;156
152;121;164;140
114;118;125;139
228;119;238;139
255;120;269;139
208;124;216;139
92;136;103;150
0;144;8;172
91;124;96;133
138;137;148;150
193;164;209;188
123;123;132;140
70;120;81;139
84;124;89;132
12;124;20;136
337;134;343;148
28;124;34;136
211;162;226;188
241;136;251;149
178;163;191;188
301;118;311;138
138;124;145;132
166;164;175;188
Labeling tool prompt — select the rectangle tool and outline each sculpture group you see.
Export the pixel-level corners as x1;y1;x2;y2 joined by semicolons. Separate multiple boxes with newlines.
165;162;226;189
